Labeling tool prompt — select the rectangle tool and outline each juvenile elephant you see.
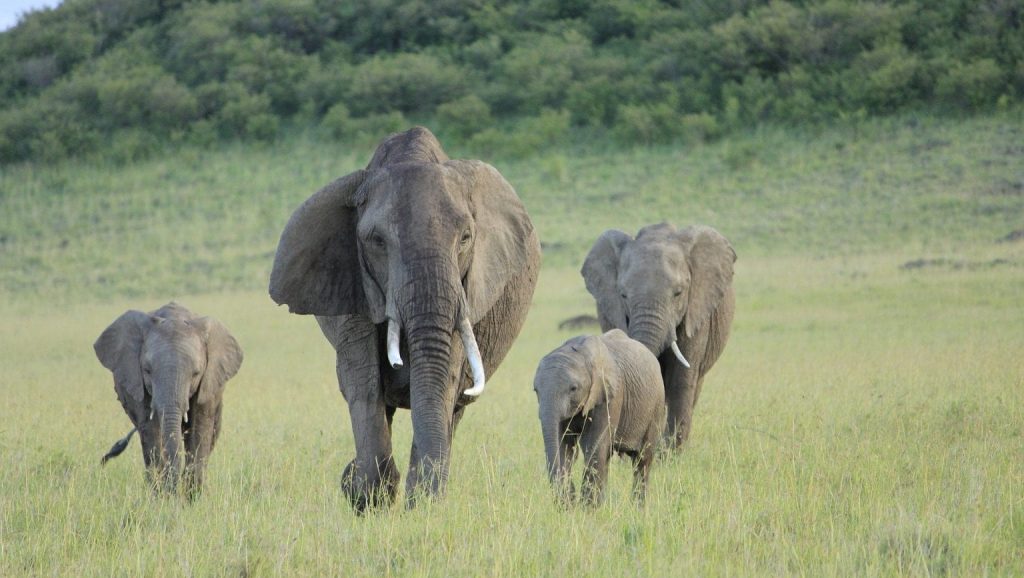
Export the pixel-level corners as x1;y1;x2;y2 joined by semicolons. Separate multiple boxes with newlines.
94;302;243;496
269;127;540;512
582;223;735;449
534;329;665;505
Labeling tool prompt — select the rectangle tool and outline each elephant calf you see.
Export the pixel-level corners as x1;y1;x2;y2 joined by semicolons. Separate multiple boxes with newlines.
534;329;665;506
94;302;243;497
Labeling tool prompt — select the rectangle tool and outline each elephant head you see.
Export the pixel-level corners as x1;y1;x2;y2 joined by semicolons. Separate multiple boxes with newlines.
269;127;537;497
582;223;735;364
94;303;242;492
533;335;619;498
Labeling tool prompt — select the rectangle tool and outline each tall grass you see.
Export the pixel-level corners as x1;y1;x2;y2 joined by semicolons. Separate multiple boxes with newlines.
1;112;1022;575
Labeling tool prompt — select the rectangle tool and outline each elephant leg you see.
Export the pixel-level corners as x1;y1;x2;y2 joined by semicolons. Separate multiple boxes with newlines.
662;356;699;449
579;414;612;506
326;316;399;514
631;435;657;504
183;402;221;500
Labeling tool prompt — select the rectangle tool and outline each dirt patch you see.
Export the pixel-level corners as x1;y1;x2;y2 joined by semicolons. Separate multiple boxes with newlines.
908;138;950;154
999;229;1024;243
901;258;1013;271
984;178;1024;196
557;314;600;330
900;258;962;271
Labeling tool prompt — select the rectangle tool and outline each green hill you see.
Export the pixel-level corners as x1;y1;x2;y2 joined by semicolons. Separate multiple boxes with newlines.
2;110;1021;303
2;0;1021;163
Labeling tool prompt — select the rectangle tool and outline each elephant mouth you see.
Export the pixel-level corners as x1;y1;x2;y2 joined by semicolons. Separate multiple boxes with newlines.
385;310;487;397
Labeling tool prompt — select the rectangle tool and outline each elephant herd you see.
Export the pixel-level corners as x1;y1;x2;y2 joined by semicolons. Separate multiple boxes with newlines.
95;127;736;511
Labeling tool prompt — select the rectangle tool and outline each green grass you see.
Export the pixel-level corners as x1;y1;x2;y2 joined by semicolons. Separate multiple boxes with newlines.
1;112;1023;575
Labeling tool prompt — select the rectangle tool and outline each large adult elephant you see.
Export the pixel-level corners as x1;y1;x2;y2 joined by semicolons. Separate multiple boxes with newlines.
582;223;735;449
270;127;540;512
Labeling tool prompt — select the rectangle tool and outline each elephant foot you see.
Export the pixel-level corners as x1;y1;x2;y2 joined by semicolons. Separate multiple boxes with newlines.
341;457;400;514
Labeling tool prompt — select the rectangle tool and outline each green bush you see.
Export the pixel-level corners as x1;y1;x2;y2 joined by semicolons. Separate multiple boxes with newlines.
490;30;592;113
347;53;468;116
612;103;683;145
436;94;493;139
95;63;199;131
216;91;276;139
320;102;352;140
322;106;407;142
468;109;570;159
848;44;928;113
935;59;1006;111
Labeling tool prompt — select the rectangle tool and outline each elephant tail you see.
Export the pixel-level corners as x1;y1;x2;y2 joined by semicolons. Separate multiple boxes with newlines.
100;428;137;465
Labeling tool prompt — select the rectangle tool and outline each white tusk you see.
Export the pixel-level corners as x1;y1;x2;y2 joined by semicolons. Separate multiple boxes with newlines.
671;341;691;368
458;317;486;396
183;412;188;424
387;318;404;368
149;409;154;421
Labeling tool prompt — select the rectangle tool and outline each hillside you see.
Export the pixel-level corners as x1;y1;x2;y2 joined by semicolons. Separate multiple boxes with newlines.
1;110;1021;304
1;0;1021;163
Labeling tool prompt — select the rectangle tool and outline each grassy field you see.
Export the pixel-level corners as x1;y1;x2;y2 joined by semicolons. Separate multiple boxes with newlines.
1;112;1023;575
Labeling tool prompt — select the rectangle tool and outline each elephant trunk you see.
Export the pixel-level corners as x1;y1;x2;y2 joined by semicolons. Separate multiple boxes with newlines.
160;408;184;492
628;307;671;357
541;406;572;503
400;256;461;503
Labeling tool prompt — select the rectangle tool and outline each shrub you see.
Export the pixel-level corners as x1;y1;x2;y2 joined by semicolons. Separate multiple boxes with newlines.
680;112;721;144
468;109;570;159
346;53;468;116
436;94;493;139
490;30;592;113
216;91;277;139
322;106;407;142
96;64;199;132
935;59;1006;111
612;102;682;145
847;44;928;113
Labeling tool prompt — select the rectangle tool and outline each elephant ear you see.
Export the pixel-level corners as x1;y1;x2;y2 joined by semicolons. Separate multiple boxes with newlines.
445;160;538;322
582;336;619;415
679;226;736;339
94;310;153;404
581;229;632;331
191;317;243;406
269;170;370;316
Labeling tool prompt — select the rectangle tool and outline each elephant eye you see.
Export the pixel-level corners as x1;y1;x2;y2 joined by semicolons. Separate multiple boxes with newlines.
673;289;683;297
460;230;472;246
620;293;627;300
370;233;386;249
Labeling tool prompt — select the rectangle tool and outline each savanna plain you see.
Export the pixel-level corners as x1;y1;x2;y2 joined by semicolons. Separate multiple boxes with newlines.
2;113;1023;576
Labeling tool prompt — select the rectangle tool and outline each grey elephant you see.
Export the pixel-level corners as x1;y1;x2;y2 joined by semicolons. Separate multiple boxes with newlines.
582;223;735;449
94;301;243;496
269;126;540;512
534;329;665;505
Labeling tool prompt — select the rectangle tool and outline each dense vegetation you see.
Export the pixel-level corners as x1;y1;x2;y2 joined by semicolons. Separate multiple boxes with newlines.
2;0;1021;163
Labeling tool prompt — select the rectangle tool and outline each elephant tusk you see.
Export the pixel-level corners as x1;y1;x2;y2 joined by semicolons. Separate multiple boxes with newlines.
458;317;486;396
149;409;154;421
183;413;188;424
671;341;691;368
387;318;404;368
